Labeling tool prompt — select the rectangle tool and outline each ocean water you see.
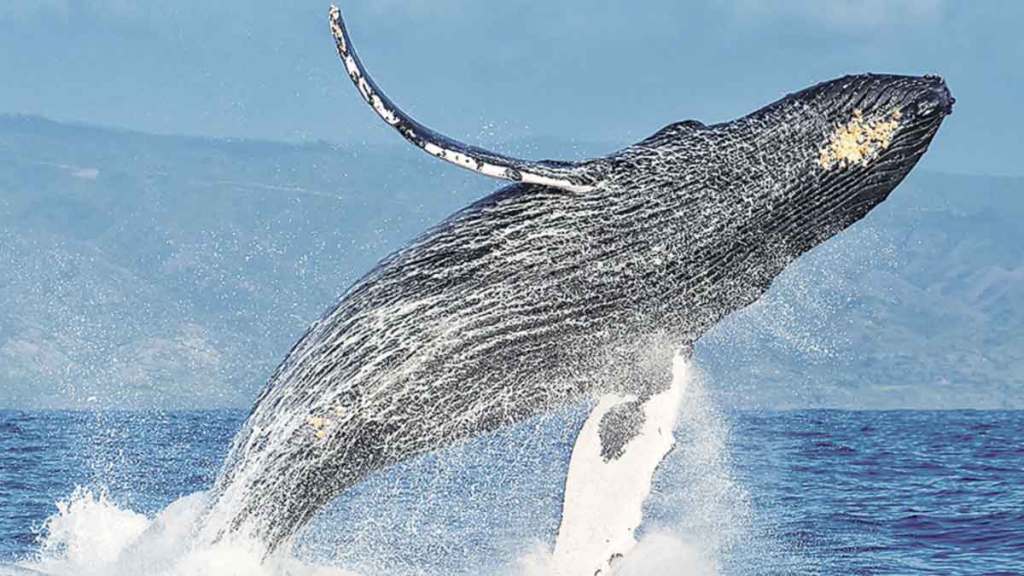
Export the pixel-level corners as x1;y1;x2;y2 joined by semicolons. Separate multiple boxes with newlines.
1;407;1022;575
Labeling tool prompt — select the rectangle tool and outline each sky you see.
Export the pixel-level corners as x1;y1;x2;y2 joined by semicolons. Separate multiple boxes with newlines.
1;0;1022;176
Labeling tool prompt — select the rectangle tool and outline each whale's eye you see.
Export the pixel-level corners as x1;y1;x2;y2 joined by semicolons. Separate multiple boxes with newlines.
818;108;903;170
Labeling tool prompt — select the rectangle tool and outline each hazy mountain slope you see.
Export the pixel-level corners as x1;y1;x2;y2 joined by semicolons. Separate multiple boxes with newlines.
0;116;497;408
701;172;1024;409
0;116;1020;409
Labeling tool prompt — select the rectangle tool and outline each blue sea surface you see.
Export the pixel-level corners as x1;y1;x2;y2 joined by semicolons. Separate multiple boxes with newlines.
0;410;1021;574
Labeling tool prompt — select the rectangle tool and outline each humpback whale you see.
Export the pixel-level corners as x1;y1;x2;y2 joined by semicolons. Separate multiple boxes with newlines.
200;4;953;568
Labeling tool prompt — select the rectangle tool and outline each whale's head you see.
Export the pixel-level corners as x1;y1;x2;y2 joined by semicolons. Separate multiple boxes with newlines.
769;73;954;235
599;73;954;335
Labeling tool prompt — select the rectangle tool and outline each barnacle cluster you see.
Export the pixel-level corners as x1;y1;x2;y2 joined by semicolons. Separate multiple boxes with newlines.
307;406;349;441
818;109;902;170
307;415;329;440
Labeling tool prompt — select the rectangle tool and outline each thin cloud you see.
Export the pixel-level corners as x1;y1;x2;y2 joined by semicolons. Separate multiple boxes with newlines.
0;0;68;20
728;0;944;31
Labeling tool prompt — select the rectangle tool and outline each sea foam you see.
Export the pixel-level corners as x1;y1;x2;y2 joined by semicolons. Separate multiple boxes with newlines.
20;490;724;576
20;490;354;576
14;366;754;576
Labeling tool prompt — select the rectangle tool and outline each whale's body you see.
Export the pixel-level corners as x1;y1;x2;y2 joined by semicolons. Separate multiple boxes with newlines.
201;6;953;554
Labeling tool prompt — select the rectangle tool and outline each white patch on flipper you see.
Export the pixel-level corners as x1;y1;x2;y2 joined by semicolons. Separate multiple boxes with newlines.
551;352;691;576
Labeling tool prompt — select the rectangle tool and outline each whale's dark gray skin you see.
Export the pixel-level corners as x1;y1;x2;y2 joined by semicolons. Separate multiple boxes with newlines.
200;5;953;552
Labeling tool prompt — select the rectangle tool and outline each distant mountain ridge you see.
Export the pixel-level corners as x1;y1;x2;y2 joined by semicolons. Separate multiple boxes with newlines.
0;116;1020;409
700;167;1024;409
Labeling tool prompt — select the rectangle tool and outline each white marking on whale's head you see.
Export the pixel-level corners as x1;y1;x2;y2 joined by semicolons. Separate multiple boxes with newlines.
714;73;954;243
818;108;902;170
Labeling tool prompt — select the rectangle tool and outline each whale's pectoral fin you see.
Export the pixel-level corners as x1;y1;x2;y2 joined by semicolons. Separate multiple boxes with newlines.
328;5;606;194
551;352;692;576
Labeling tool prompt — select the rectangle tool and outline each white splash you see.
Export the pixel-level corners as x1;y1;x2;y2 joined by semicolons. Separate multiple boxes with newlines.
14;357;757;576
35;488;149;568
19;490;356;576
611;532;716;576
